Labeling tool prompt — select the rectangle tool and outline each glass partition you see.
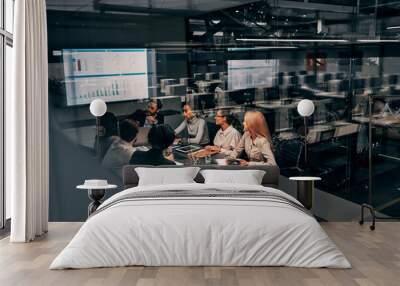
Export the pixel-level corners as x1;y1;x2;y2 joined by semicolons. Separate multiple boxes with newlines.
46;0;400;221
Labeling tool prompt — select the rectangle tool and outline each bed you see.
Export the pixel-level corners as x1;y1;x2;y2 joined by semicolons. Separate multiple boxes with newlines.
50;165;350;269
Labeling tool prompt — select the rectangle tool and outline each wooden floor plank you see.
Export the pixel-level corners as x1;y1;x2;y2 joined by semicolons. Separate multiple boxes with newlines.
0;222;399;286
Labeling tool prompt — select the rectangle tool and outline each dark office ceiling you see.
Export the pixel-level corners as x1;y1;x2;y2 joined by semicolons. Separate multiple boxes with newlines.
45;0;400;20
45;0;258;15
46;0;400;47
185;0;400;45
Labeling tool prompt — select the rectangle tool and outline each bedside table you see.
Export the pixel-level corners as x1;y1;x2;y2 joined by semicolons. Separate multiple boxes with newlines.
77;180;117;217
289;176;321;210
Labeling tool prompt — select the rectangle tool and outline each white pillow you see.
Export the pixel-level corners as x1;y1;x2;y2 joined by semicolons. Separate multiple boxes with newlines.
200;169;266;185
135;167;200;186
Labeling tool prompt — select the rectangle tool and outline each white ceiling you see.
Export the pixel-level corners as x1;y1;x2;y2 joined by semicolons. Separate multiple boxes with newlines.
46;0;256;13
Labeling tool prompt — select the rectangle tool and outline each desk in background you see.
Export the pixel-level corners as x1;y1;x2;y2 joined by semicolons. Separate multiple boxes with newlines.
314;91;346;99
307;121;360;144
352;115;400;127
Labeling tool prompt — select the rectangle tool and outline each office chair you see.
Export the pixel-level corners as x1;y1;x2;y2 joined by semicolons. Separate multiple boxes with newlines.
206;121;219;144
290;75;299;86
336;73;346;80
369;77;382;89
304;75;317;87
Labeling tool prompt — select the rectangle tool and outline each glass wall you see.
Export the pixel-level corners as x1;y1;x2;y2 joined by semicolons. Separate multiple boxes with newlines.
46;0;400;221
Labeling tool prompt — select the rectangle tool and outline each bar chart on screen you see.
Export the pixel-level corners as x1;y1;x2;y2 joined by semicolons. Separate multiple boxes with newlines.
62;49;152;106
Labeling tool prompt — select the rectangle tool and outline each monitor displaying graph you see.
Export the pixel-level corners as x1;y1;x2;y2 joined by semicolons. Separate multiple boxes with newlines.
227;59;279;90
62;49;156;106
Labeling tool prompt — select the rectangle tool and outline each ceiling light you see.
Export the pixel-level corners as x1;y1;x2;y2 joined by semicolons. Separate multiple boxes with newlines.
236;38;348;43
386;26;400;30
152;42;203;47
193;31;206;36
211;19;221;25
317;19;323;34
228;46;298;51
357;39;399;43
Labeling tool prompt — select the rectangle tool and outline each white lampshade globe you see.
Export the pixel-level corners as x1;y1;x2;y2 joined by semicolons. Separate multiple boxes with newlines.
89;99;107;117
297;99;315;117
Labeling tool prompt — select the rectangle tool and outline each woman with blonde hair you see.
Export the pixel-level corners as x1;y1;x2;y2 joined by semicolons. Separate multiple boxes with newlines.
229;111;276;166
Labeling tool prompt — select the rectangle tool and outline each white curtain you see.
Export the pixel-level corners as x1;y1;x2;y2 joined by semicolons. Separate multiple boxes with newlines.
8;0;49;242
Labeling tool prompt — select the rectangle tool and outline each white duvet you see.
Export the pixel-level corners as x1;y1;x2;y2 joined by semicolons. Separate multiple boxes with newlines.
50;183;351;269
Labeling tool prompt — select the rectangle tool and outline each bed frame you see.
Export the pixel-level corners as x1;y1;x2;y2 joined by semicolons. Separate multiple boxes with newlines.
122;165;280;189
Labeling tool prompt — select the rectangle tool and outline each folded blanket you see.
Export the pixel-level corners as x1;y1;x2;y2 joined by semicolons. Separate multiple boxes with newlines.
91;188;310;218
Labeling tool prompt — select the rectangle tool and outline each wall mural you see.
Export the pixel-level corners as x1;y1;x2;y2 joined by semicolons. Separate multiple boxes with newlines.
47;1;400;222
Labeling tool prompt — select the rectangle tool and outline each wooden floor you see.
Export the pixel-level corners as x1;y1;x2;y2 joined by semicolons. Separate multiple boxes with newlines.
0;222;399;286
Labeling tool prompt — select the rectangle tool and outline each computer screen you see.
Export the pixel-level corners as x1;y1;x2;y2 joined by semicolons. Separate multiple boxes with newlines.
196;93;216;110
62;48;156;106
336;73;346;80
227;59;278;90
353;78;366;90
389;75;398;85
323;73;333;82
369;77;382;88
265;86;280;100
339;80;350;92
304;75;316;86
194;73;206;81
227;88;255;105
165;84;187;96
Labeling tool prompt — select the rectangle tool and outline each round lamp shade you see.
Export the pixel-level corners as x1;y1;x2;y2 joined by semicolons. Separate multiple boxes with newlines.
297;99;315;117
89;99;107;117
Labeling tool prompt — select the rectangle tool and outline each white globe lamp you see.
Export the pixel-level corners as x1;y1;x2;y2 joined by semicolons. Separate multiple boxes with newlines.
89;99;107;158
90;99;107;117
297;99;315;117
297;99;314;166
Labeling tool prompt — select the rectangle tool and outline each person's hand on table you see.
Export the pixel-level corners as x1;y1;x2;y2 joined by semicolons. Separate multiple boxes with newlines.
165;153;175;161
173;138;181;145
205;145;221;152
239;159;249;166
146;115;157;124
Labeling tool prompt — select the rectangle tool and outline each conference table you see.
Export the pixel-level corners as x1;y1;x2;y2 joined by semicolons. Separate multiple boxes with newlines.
171;144;230;165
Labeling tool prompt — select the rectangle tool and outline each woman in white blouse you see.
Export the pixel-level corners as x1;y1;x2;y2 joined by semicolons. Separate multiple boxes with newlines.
230;111;277;166
205;110;241;156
